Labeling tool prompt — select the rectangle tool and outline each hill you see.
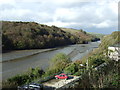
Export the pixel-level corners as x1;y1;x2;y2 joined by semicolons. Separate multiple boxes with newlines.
61;28;100;43
3;31;119;89
88;32;105;39
99;31;120;52
2;21;99;52
77;31;120;88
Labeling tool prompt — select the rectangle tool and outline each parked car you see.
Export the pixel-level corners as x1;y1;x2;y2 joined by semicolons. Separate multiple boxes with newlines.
55;73;68;80
18;83;43;90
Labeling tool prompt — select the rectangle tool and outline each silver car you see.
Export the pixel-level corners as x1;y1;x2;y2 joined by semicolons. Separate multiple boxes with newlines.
18;83;43;90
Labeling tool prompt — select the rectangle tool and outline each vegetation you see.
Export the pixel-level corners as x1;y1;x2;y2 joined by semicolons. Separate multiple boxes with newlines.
57;31;119;89
3;53;70;88
64;63;79;75
88;32;105;39
2;21;119;89
99;31;120;52
72;31;120;89
2;67;44;88
45;53;71;76
87;54;109;68
3;30;120;88
2;21;99;52
75;60;120;89
78;31;120;64
61;28;100;43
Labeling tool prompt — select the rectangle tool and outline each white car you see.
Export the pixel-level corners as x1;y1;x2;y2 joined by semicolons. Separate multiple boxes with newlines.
29;83;43;89
29;84;41;88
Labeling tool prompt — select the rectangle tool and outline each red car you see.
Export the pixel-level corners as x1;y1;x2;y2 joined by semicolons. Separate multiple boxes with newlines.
55;73;68;79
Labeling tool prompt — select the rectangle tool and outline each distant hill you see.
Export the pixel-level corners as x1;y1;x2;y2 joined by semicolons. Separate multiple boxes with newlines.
88;32;105;39
61;28;80;34
2;21;99;52
61;28;104;39
61;28;100;42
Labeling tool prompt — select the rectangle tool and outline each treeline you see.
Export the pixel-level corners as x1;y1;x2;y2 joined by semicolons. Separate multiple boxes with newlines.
2;21;99;52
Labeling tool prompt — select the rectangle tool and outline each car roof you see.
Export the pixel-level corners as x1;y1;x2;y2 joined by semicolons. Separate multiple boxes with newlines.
60;73;66;75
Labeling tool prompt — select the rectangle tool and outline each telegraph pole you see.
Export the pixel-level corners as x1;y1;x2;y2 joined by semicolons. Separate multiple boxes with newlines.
86;59;89;70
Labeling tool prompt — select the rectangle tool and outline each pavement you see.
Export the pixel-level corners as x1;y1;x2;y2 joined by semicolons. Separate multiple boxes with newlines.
43;75;80;89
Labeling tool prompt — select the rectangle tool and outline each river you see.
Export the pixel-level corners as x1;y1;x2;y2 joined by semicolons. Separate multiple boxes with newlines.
1;41;100;80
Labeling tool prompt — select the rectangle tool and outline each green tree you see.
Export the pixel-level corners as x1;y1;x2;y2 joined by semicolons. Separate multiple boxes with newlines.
64;63;79;74
49;53;71;73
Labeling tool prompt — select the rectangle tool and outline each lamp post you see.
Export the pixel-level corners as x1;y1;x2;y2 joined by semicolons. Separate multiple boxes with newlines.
86;50;89;70
86;59;89;70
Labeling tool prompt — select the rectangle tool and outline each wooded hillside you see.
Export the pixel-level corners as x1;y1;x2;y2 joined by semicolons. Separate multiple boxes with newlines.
2;21;99;51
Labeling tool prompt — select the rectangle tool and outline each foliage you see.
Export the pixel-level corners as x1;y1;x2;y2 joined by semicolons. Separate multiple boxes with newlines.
77;60;120;88
49;53;71;73
99;31;120;53
7;67;44;86
88;32;105;39
2;81;18;89
61;28;100;43
2;21;100;52
78;31;120;65
3;53;71;88
55;31;119;89
88;54;108;68
64;63;79;75
74;31;120;89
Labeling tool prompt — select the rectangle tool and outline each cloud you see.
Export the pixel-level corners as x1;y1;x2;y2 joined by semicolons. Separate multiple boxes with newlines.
0;0;118;34
0;0;16;5
91;20;117;28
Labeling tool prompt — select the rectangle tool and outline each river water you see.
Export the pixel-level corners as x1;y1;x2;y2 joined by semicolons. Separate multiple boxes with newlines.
1;41;100;80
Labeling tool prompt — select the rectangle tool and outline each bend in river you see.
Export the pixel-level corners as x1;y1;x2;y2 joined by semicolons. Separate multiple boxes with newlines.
2;41;100;80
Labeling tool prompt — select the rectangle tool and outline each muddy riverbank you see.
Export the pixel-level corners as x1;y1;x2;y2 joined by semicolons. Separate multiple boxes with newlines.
2;41;100;80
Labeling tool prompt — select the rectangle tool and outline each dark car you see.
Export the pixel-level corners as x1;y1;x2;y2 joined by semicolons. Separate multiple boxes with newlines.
18;83;43;90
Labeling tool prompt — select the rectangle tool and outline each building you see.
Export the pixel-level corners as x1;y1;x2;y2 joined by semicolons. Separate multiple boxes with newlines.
108;43;120;61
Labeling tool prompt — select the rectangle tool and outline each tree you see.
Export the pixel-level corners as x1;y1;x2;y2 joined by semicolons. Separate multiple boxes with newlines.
64;63;79;74
49;53;71;72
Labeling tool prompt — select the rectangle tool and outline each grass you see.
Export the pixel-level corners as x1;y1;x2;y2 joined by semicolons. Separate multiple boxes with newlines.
61;28;80;34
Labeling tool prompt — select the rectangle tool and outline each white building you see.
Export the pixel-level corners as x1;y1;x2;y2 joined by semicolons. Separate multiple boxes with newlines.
108;43;120;61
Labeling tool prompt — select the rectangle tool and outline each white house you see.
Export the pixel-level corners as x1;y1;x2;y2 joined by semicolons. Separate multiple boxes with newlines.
108;43;120;61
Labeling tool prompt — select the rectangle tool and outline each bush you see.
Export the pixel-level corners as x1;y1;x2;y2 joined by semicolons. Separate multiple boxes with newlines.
2;81;18;89
64;63;79;75
28;67;44;79
6;67;44;86
49;53;71;72
88;54;107;68
77;60;120;88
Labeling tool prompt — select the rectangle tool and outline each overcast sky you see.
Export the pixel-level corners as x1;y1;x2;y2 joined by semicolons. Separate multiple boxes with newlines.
0;0;119;34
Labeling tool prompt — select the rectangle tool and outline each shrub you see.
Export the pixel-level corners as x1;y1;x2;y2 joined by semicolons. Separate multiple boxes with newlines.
77;60;120;88
64;63;79;75
88;54;107;68
49;53;71;72
6;67;44;86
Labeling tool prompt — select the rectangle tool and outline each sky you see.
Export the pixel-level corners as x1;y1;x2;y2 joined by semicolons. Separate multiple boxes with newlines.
0;0;119;34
